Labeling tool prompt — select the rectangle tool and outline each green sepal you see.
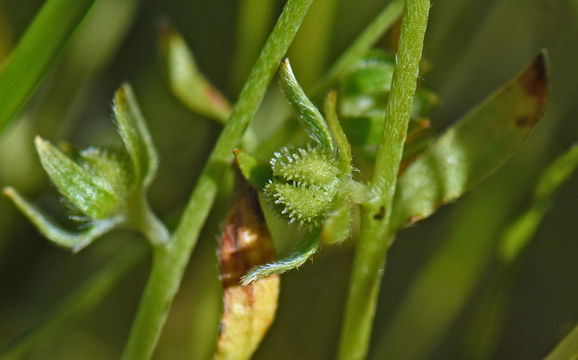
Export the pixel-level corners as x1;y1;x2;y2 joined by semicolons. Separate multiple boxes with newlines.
241;229;321;285
234;149;272;190
158;21;232;124
76;147;133;198
390;52;550;232
341;49;395;97
35;137;122;220
321;201;351;245
279;58;334;152
114;83;159;188
324;91;352;173
499;144;578;263
3;187;122;252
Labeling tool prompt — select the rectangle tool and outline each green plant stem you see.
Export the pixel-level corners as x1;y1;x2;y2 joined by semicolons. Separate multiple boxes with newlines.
0;0;98;135
120;1;313;359
0;243;146;360
337;1;430;359
231;0;274;94
312;0;404;96
289;0;339;90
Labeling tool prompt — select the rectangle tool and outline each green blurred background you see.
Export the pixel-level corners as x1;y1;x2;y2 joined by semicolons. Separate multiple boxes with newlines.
0;0;576;359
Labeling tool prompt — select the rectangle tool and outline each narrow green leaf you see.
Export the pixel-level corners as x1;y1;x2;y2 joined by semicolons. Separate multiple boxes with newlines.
534;144;578;199
114;84;159;187
499;144;578;262
390;52;549;231
234;149;272;191
324;91;352;173
279;58;334;152
2;188;120;252
241;230;321;285
158;22;232;124
35;137;120;219
545;324;578;360
0;0;97;135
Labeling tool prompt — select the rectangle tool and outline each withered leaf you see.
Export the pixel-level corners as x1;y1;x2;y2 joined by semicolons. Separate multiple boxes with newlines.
214;166;279;360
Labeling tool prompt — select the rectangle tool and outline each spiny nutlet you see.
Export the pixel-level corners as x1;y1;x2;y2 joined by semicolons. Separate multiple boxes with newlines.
265;145;340;227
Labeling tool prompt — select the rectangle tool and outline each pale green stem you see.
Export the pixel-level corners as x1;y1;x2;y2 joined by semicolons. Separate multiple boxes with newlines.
0;0;98;135
120;1;314;359
337;1;430;359
0;244;146;360
312;0;404;96
231;0;274;94
289;0;339;90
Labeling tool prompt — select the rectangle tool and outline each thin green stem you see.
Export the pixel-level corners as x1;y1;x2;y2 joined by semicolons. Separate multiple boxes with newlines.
0;243;146;360
289;0;339;90
337;1;430;359
312;0;404;96
231;0;274;94
120;1;313;359
0;0;98;135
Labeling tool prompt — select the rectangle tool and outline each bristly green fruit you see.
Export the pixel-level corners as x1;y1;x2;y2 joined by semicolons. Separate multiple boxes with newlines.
241;60;362;283
266;145;340;227
4;83;169;251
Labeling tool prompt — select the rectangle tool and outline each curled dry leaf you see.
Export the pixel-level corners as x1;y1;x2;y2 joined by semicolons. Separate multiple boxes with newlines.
215;166;280;360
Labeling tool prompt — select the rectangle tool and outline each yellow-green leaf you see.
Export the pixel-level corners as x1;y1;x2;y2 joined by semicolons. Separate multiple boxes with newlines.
499;144;578;262
158;22;232;124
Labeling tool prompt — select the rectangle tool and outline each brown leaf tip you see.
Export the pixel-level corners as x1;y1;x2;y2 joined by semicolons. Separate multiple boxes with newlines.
523;50;549;100
218;175;276;288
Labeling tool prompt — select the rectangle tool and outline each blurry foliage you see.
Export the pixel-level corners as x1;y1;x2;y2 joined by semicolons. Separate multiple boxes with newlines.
0;0;576;359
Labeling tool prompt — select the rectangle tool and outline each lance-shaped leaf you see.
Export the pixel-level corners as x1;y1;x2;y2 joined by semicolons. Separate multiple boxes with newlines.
390;52;549;232
158;22;232;124
0;0;97;135
545;324;578;360
499;144;578;262
3;188;121;251
114;84;159;188
279;58;333;152
242;229;320;285
35;137;122;219
215;167;279;360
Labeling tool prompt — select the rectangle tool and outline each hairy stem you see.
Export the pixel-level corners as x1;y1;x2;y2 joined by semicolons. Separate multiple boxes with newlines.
120;1;313;359
337;0;430;359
